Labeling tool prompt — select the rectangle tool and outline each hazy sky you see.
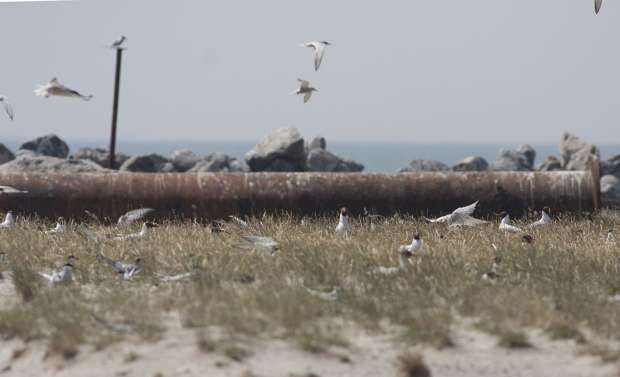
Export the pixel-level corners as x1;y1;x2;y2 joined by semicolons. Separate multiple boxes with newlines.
0;0;618;144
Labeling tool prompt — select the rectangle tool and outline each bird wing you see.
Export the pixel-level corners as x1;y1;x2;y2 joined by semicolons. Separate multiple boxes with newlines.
314;43;326;71
0;186;26;195
453;201;479;216
229;215;249;228
118;208;155;225
297;79;310;89
425;214;451;223
303;91;313;103
2;99;14;121
449;214;488;227
595;0;603;14
38;272;53;281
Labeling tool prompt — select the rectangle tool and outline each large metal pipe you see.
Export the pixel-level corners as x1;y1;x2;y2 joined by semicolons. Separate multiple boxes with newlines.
0;163;600;221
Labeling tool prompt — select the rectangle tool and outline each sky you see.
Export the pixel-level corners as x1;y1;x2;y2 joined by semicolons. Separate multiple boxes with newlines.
0;0;618;145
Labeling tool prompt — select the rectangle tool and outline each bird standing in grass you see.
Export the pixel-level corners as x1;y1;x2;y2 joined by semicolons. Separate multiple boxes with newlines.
528;207;551;228
498;212;523;233
38;256;75;285
0;211;15;229
335;207;352;235
45;217;66;234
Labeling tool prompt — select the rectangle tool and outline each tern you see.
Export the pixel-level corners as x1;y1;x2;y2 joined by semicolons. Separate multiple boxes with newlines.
109;35;127;49
398;233;423;254
112;222;157;241
0;96;14;121
117;208;155;226
304;286;339;302
38;257;74;285
45;217;66;234
595;0;603;14
0;186;27;195
291;79;318;103
300;41;331;71
498;212;523;233
35;77;93;101
528;207;551;228
0;211;15;229
335;207;352;234
607;229;616;246
97;254;144;280
425;201;487;227
239;235;279;255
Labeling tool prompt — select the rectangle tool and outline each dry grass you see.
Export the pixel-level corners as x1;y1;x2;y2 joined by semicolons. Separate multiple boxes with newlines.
0;213;618;355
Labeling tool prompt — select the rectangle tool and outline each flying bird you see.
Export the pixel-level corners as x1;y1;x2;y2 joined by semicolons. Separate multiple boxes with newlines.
0;186;27;195
117;208;155;226
528;207;551;228
425;201;487;227
291;79;318;103
0;96;14;121
112;222;157;241
595;0;603;14
301;41;331;71
35;78;93;101
335;207;352;234
109;35;127;49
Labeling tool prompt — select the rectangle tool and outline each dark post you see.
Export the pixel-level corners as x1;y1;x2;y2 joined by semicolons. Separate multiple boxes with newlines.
108;48;124;169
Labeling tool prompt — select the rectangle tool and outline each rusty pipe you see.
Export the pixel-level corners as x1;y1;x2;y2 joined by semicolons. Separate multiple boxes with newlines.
0;163;600;221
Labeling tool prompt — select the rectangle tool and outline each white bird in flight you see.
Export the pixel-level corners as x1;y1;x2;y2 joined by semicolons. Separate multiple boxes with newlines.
35;77;93;101
292;79;318;104
301;41;331;71
528;207;551;228
45;217;66;234
117;208;155;226
498;212;523;233
0;211;15;229
335;207;352;234
595;0;603;14
112;222;157;241
109;35;127;49
0;96;14;121
0;186;27;195
426;201;487;227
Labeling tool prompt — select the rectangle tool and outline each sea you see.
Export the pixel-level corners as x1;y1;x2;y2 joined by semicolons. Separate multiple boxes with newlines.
4;139;620;173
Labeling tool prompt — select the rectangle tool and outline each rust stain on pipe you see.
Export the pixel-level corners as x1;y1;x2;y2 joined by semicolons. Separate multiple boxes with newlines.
0;163;600;221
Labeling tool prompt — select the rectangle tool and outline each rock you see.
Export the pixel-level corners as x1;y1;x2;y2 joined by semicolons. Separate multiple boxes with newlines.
601;155;620;177
19;134;69;158
72;147;130;169
15;149;39;158
452;156;489;172
171;149;203;172
490;148;532;171
188;153;247;173
0;143;15;165
601;175;620;201
306;149;364;172
119;154;175;173
308;136;327;151
398;159;449;172
245;127;306;172
516;144;536;170
536;156;563;171
560;133;600;170
0;155;108;174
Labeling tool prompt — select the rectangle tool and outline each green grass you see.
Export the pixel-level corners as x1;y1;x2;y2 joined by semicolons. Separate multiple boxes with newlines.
0;214;619;353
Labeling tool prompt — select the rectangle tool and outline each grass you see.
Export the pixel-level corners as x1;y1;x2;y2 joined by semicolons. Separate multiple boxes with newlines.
0;214;618;356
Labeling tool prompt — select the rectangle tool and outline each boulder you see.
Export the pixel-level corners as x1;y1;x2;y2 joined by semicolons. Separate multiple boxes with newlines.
0;155;108;174
119;154;175;173
19;134;69;158
245;127;305;172
398;159;449;173
0;143;15;165
308;136;327;151
601;155;620;177
516;144;536;170
73;147;130;169
452;156;488;172
306;149;364;172
188;153;247;173
560;133;600;170
601;175;620;202
171;149;203;172
490;148;532;171
536;156;563;171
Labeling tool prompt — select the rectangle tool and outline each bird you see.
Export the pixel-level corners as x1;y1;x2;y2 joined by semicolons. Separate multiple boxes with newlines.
607;229;616;246
335;207;352;234
0;186;27;195
528;207;551;228
35;77;93;101
373;243;417;276
300;41;331;71
291;79;318;103
112;222;157;241
425;201;487;227
117;208;155;226
0;96;14;121
38;257;75;285
109;35;127;49
398;233;423;255
304;286;339;302
239;235;279;255
45;217;66;234
498;212;523;233
595;0;603;14
97;254;144;280
0;211;15;229
482;256;502;281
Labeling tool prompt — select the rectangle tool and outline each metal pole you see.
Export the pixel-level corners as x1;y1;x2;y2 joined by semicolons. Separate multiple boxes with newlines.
108;48;124;169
